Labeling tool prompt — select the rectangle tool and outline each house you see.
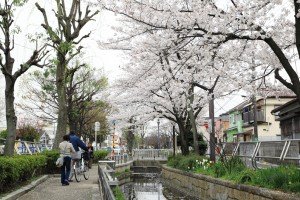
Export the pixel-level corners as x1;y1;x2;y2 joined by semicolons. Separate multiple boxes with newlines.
223;100;250;142
39;132;55;150
215;115;230;143
223;96;294;142
271;99;300;139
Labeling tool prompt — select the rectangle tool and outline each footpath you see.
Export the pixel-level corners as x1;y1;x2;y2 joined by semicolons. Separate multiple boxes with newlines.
16;165;102;200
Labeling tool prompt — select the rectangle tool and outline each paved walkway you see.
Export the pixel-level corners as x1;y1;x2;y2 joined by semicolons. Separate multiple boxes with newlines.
17;165;102;200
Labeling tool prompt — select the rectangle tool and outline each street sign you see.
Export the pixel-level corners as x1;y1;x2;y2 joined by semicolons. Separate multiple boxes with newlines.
95;121;100;131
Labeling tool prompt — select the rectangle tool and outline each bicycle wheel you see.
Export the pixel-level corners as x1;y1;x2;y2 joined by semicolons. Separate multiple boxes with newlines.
83;163;89;180
74;162;82;182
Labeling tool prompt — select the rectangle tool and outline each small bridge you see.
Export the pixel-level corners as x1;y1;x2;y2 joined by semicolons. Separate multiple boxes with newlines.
107;149;173;165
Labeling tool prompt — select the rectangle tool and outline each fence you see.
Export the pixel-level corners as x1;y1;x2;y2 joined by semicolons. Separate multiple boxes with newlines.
0;138;41;155
98;160;118;200
221;139;300;169
107;154;133;165
132;149;173;160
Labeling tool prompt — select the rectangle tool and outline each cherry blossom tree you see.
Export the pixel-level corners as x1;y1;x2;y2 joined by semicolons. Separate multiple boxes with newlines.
96;0;300;99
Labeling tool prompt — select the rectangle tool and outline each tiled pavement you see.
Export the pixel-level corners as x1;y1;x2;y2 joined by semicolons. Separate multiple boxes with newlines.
16;165;101;200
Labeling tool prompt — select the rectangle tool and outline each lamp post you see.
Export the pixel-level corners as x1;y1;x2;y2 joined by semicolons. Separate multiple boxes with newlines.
95;121;100;151
157;119;160;149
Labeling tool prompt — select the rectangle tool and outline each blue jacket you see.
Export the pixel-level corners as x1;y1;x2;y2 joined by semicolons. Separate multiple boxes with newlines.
69;134;88;152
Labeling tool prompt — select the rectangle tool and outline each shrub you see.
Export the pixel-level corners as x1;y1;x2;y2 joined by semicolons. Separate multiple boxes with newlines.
0;129;7;139
0;155;47;193
93;150;109;163
40;150;60;174
167;154;183;168
235;168;256;184
199;140;208;155
167;154;206;171
113;186;126;200
222;156;246;175
212;161;226;178
253;165;300;192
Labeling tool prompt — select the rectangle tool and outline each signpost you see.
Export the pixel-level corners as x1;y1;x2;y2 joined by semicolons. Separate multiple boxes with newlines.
95;121;100;151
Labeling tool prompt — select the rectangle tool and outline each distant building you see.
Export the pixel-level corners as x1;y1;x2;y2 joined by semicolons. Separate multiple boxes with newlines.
39;121;56;149
271;99;300;139
223;96;294;142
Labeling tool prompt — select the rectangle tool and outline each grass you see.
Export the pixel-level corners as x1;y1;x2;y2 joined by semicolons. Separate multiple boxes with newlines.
167;154;300;194
113;186;126;200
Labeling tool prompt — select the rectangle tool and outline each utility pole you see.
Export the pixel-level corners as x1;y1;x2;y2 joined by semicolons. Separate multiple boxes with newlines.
251;62;258;141
252;95;258;141
173;125;176;157
209;93;216;162
157;119;160;149
112;121;116;157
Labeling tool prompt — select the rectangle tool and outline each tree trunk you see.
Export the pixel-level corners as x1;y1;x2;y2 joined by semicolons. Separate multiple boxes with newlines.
178;122;189;155
3;78;17;156
188;86;200;155
127;128;134;155
209;94;216;162
53;54;68;149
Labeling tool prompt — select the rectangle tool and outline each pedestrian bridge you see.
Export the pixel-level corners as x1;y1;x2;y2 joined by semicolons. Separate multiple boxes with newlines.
107;149;173;165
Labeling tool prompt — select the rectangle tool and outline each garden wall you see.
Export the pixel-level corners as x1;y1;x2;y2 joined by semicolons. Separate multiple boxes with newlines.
162;165;300;200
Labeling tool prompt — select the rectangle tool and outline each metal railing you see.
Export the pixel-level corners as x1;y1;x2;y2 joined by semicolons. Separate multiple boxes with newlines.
98;160;118;200
107;154;133;165
132;149;172;160
221;139;300;169
0;138;41;155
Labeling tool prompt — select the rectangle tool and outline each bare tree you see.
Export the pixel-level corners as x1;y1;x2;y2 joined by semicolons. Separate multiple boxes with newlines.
1;1;48;156
36;1;99;148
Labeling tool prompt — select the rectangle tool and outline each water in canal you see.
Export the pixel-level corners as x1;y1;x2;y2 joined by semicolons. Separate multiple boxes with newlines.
121;173;198;200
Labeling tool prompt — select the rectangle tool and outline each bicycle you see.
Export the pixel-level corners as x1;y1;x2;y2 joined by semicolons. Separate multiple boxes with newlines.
73;152;90;182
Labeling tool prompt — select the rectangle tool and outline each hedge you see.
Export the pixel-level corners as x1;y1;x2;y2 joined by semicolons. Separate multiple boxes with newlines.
0;155;47;193
40;150;60;174
93;150;109;163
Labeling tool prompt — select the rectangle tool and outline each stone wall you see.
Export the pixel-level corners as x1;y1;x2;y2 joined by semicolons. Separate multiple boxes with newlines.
162;165;300;200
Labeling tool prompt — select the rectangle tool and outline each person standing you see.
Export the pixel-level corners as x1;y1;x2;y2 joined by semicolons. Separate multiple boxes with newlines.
87;143;94;168
68;131;88;181
59;135;75;186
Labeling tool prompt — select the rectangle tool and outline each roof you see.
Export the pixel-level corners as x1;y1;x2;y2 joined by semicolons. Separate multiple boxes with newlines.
221;96;296;115
271;99;299;114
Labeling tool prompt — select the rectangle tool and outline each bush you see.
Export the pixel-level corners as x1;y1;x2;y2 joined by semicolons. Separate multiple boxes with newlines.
113;186;126;200
0;129;7;139
235;168;256;184
167;154;183;168
40;150;60;174
93;150;109;163
212;161;226;178
167;154;300;194
167;154;206;171
253;165;300;193
222;156;246;175
0;155;47;193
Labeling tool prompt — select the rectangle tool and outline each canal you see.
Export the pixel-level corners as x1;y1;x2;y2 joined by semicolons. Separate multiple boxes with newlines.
121;173;198;200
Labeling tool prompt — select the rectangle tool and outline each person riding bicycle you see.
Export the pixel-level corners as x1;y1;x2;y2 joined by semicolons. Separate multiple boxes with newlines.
68;130;88;181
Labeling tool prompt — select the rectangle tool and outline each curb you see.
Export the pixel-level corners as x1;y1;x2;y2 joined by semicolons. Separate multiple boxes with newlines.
2;175;49;200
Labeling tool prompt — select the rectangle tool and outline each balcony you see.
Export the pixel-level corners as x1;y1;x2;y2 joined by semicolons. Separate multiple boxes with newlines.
242;110;265;124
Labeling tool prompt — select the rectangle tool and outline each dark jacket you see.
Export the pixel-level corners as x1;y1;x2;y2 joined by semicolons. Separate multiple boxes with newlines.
69;134;88;152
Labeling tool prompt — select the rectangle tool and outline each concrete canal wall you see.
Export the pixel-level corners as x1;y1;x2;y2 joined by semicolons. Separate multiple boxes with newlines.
115;160;133;172
162;165;300;200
